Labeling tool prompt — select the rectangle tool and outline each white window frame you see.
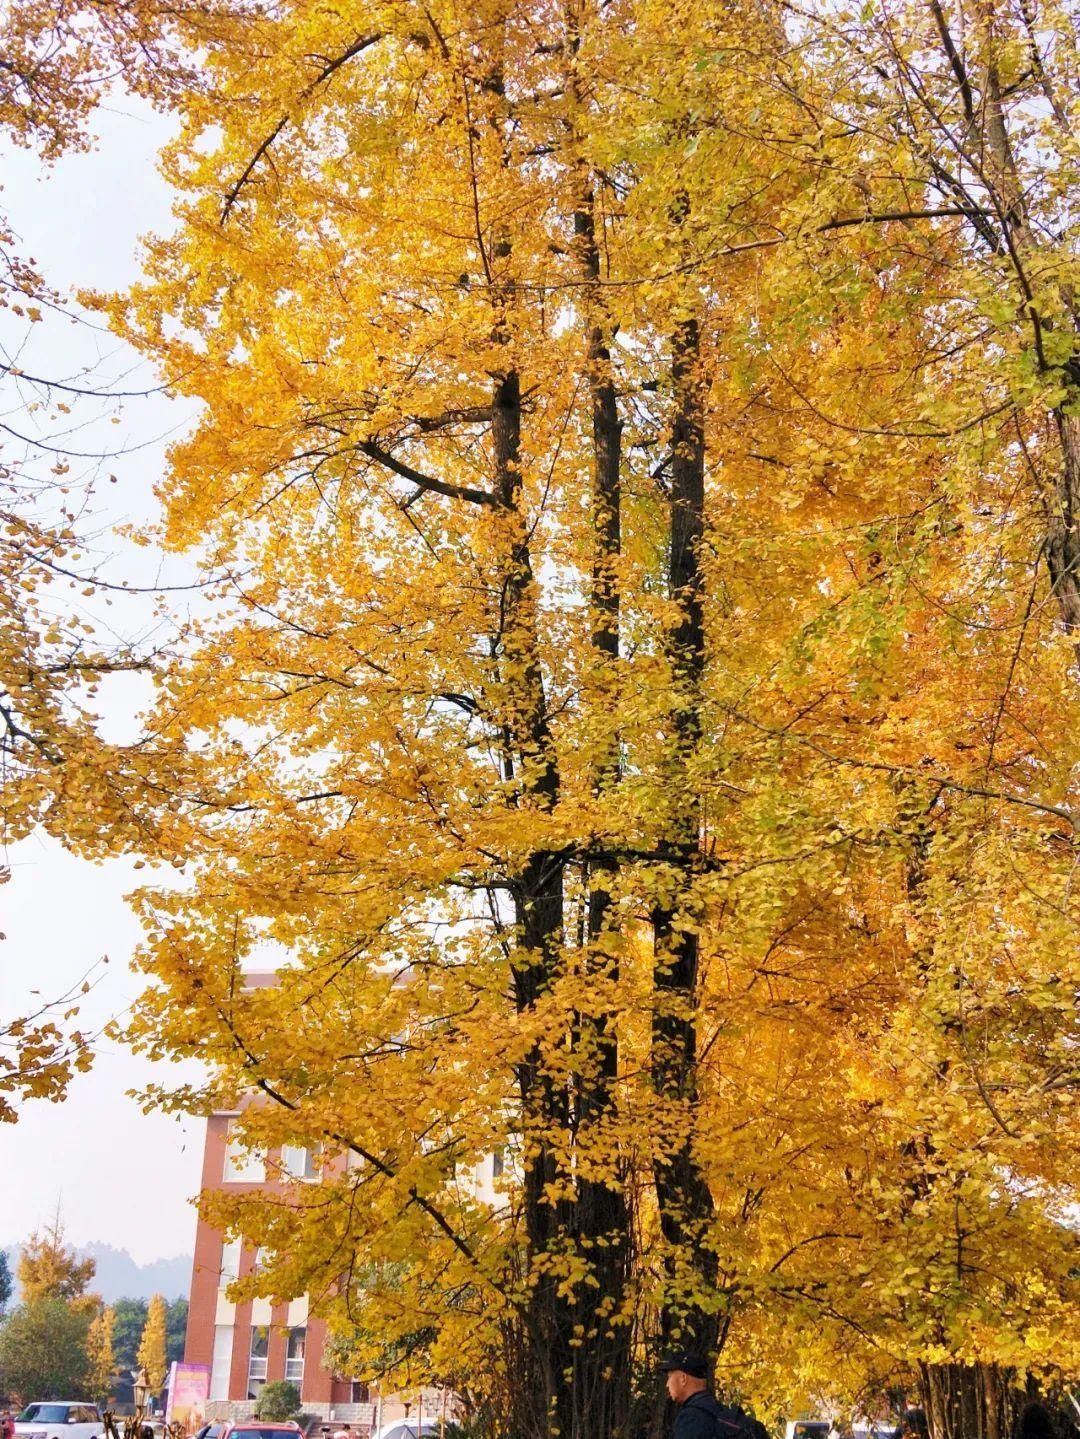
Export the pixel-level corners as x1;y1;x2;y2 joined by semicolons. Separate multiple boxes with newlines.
209;1324;234;1401
248;1324;269;1388
284;1326;306;1385
224;1121;266;1183
219;1238;242;1288
281;1145;320;1181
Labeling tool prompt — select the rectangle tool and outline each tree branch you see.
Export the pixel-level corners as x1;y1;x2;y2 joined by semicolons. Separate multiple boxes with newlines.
358;440;499;507
221;34;383;223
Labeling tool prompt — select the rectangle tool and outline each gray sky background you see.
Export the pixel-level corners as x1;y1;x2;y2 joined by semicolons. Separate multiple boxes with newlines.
1;93;205;1263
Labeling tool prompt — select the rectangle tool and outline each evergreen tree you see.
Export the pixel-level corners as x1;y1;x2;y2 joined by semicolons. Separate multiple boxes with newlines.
111;1300;148;1372
165;1300;187;1367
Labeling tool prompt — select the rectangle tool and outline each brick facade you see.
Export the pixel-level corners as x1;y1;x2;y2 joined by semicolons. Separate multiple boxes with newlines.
183;1110;454;1432
183;974;483;1432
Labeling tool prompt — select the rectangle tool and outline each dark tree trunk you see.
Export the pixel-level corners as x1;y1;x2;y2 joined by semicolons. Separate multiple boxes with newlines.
493;362;632;1439
1045;408;1080;655
491;367;571;1439
919;1362;1021;1439
573;180;633;1439
650;314;719;1358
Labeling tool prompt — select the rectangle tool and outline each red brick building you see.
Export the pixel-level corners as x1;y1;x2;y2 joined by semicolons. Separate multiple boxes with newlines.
183;1112;375;1425
182;974;487;1431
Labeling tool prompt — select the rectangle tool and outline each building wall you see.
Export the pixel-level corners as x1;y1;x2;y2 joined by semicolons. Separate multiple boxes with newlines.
184;969;487;1435
184;1111;454;1430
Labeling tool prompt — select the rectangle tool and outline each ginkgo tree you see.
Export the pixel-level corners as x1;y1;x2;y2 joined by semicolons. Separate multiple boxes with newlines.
8;0;1069;1433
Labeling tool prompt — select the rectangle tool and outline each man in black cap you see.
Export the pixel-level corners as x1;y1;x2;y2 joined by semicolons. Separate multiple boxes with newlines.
660;1350;748;1439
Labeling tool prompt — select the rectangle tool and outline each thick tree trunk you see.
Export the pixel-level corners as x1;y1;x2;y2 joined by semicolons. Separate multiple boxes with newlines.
650;314;719;1358
491;368;570;1439
493;362;631;1439
919;1362;1020;1439
574;182;633;1439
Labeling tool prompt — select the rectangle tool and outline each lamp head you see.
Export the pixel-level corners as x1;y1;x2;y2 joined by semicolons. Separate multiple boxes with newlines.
133;1368;150;1411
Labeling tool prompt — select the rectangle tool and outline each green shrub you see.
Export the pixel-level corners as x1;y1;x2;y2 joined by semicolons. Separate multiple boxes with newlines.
254;1382;302;1421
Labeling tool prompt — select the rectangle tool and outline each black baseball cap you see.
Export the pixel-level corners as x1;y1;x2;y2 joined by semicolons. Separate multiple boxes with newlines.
660;1349;708;1378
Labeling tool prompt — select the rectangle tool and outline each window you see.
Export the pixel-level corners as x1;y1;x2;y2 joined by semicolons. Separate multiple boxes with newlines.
225;1122;265;1182
350;1383;370;1404
492;1148;505;1179
220;1238;242;1287
209;1324;234;1401
248;1324;269;1397
285;1326;306;1384
281;1145;320;1181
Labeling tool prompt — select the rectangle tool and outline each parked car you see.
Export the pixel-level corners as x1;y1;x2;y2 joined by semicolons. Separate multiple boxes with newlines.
373;1422;439;1439
218;1423;304;1439
784;1422;830;1439
16;1405;103;1439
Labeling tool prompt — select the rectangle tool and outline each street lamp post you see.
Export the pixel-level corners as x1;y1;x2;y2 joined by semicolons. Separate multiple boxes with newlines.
133;1368;150;1422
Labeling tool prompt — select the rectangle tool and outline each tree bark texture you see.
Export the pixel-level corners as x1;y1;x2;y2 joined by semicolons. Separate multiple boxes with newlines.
493;361;632;1439
1045;409;1080;651
919;1362;1021;1439
650;314;719;1358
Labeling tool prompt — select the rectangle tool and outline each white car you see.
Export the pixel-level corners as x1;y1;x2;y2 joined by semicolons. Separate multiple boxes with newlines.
16;1404;103;1439
373;1423;440;1439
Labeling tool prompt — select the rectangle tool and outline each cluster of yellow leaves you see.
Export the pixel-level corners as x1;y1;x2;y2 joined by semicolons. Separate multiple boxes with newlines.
18;1221;100;1315
87;1307;117;1403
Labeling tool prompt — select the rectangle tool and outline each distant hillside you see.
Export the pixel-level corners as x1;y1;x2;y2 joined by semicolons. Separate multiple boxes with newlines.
3;1242;192;1302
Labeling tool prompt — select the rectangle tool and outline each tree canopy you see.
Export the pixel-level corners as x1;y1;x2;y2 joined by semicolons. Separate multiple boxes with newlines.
17;1224;98;1317
0;1300;91;1404
1;0;1078;1434
86;1307;116;1404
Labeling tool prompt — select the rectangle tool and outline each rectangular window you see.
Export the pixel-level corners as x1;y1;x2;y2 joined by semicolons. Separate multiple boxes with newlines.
248;1324;269;1386
209;1324;234;1401
284;1327;306;1385
219;1238;241;1288
492;1149;505;1179
224;1122;265;1183
281;1146;320;1181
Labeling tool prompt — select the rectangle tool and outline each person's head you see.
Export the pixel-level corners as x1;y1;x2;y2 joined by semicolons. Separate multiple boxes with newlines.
660;1350;708;1403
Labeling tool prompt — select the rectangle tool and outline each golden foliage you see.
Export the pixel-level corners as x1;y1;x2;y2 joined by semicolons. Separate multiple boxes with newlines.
4;0;1078;1425
87;1307;117;1402
17;1221;100;1317
136;1295;169;1393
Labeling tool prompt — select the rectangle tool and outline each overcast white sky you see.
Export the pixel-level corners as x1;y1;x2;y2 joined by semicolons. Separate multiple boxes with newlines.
1;94;205;1263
